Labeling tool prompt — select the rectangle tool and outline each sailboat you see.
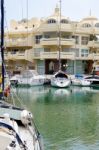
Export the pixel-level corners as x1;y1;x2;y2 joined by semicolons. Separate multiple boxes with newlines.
51;0;71;88
0;0;42;149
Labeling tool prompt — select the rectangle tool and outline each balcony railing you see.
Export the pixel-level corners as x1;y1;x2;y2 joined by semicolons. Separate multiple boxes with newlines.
40;38;75;46
39;24;73;32
5;52;25;60
5;37;32;48
33;51;75;60
33;51;99;61
88;40;99;48
4;50;32;61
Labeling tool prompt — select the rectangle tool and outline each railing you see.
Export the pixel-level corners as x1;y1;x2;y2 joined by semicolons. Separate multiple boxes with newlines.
5;37;32;48
77;53;99;60
33;51;99;61
5;52;25;60
39;23;73;32
33;51;75;60
40;38;75;46
88;40;99;48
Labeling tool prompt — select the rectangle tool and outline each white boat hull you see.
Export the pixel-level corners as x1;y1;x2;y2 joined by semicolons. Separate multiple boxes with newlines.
51;78;70;88
10;70;46;86
72;79;91;86
18;78;44;86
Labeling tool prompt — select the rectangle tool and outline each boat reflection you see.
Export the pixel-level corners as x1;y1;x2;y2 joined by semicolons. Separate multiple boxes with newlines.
50;87;70;97
11;86;49;101
70;86;99;94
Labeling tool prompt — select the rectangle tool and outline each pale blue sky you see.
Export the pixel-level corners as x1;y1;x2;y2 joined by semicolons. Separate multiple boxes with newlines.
4;0;99;25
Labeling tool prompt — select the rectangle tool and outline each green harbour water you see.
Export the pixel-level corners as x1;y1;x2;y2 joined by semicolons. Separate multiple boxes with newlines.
12;86;99;150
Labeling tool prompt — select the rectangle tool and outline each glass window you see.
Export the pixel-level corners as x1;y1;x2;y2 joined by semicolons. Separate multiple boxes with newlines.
47;19;56;24
81;49;89;57
81;36;89;45
60;19;69;24
35;35;42;44
11;49;19;54
82;23;91;28
95;23;99;27
72;35;79;44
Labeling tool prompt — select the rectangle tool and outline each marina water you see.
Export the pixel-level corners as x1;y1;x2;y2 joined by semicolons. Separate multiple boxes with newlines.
13;86;99;150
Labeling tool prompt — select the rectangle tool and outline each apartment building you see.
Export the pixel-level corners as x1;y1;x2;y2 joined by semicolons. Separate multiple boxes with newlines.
5;6;99;75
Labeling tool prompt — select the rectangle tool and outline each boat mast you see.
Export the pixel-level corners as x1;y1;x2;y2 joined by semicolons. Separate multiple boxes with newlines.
59;0;61;70
1;0;5;94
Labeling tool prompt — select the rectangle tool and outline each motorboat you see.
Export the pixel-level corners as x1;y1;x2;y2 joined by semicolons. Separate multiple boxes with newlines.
84;75;99;86
10;70;46;86
71;74;91;86
51;70;71;88
0;1;42;149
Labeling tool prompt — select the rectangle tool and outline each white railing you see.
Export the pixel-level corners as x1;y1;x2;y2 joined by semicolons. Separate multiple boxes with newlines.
40;38;75;46
5;37;32;48
33;51;75;60
88;40;99;48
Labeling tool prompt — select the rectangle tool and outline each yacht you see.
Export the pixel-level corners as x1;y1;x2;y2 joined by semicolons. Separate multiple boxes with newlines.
84;75;99;86
10;70;45;86
71;74;91;86
51;70;71;88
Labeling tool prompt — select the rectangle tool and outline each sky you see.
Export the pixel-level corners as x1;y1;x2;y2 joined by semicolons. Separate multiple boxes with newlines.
4;0;99;26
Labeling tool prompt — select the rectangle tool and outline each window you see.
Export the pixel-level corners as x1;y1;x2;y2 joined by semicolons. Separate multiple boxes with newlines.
47;19;56;24
11;49;19;54
72;35;79;44
35;35;42;44
82;23;91;28
95;23;99;27
81;49;89;57
81;36;89;45
61;19;69;24
44;35;50;38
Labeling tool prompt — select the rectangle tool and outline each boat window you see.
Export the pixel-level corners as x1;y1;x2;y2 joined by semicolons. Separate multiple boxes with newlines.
55;72;68;78
22;71;33;78
22;70;38;78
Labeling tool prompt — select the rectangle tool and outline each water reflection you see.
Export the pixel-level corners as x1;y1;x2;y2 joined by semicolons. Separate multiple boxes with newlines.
12;86;99;150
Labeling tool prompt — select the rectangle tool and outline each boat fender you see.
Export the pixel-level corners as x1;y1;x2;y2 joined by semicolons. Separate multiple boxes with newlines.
21;110;33;125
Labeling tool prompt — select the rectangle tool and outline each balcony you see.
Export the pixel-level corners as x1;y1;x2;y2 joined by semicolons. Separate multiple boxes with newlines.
33;51;75;60
39;24;73;32
88;40;99;48
77;53;99;60
88;53;99;60
5;37;32;49
40;38;75;46
5;52;25;60
5;49;33;62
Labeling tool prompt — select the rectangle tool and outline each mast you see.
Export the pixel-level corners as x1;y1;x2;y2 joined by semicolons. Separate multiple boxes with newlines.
59;0;61;70
1;0;5;94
